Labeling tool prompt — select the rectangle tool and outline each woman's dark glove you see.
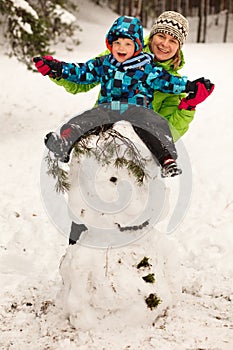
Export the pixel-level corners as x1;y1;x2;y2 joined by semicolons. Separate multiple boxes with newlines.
32;56;63;79
180;78;215;110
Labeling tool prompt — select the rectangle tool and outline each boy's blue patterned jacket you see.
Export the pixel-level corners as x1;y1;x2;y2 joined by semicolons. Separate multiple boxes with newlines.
61;16;187;109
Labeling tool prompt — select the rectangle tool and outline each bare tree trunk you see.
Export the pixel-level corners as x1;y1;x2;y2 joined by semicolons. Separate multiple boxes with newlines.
197;1;203;42
168;0;174;10
176;0;182;13
128;0;134;16
140;0;148;26
116;0;123;16
135;0;142;18
155;0;166;16
223;7;229;42
123;0;128;16
182;0;189;17
203;0;209;43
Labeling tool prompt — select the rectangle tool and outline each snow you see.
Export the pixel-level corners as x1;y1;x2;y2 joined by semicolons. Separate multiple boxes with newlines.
14;16;33;35
11;0;39;20
53;5;76;25
0;1;233;349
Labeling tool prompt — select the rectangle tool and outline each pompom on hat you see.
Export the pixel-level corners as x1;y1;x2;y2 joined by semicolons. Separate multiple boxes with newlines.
149;11;189;47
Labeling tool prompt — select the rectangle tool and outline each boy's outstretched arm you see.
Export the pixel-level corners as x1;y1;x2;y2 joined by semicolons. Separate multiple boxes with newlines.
147;66;187;94
51;49;111;94
32;56;103;84
49;50;111;94
147;67;214;97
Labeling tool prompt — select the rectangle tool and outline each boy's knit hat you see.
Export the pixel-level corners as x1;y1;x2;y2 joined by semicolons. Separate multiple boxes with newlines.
149;11;189;47
106;16;144;56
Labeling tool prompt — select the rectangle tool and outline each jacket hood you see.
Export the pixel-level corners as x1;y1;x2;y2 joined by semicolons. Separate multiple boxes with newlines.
106;16;144;56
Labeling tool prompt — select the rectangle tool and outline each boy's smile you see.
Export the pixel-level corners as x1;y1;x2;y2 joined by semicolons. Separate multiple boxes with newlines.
112;37;135;62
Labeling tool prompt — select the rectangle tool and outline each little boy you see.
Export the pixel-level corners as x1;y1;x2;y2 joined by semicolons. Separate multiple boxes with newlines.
33;16;206;177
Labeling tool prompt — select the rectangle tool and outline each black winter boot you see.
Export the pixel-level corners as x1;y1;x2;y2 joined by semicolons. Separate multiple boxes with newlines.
45;124;81;162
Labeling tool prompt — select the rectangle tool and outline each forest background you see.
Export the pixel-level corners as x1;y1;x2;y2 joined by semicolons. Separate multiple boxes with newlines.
0;0;232;69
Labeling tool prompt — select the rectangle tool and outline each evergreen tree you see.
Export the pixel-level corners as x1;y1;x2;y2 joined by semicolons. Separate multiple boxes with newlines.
0;0;80;69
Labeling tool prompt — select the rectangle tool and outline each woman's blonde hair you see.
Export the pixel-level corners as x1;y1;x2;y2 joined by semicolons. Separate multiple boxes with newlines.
148;36;181;70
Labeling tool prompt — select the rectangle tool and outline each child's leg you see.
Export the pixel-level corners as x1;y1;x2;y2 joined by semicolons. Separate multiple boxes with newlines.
132;126;182;177
122;106;176;161
122;106;182;177
45;107;115;162
45;126;82;162
132;126;174;164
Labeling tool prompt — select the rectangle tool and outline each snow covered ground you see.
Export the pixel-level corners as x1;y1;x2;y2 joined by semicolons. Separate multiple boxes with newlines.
0;1;233;349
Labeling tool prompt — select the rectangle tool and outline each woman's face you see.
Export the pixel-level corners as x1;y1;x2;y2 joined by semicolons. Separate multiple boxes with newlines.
150;33;179;61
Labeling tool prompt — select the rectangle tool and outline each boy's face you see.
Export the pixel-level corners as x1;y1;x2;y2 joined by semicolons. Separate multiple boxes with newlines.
112;37;135;62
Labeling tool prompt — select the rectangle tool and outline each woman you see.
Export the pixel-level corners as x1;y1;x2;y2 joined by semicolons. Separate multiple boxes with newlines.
50;11;214;142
